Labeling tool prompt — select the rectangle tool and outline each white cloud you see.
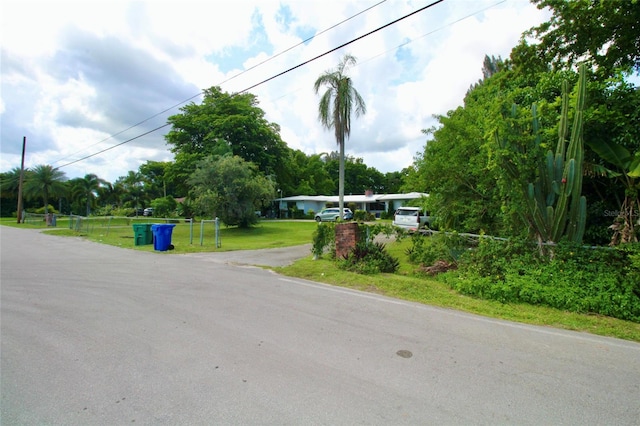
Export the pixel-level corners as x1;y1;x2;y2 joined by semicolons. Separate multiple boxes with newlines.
0;0;550;184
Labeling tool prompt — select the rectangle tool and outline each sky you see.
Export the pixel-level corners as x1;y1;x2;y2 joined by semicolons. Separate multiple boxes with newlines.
1;0;550;184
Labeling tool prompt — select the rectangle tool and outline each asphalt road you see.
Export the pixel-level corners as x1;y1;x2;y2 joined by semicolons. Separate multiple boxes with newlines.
1;226;639;425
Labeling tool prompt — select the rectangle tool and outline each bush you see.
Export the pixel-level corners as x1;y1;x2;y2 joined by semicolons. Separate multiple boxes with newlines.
151;196;177;218
443;238;640;322
406;232;470;266
33;205;58;215
338;241;399;274
354;209;376;222
312;223;335;258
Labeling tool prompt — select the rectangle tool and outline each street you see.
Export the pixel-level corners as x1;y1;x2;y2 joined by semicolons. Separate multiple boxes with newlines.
1;226;639;425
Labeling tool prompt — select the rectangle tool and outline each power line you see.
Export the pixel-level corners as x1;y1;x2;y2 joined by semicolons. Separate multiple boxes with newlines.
52;0;387;168
55;123;172;169
240;0;444;94
258;0;506;108
56;0;445;172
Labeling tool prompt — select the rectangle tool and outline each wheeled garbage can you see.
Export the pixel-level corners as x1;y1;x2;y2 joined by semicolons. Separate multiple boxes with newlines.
151;224;176;251
133;223;153;246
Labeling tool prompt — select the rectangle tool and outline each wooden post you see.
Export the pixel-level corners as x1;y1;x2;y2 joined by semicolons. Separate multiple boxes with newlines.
16;137;26;223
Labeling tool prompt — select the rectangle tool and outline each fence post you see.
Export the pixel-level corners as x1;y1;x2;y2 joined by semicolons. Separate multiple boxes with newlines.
189;218;193;244
200;220;205;246
215;217;221;248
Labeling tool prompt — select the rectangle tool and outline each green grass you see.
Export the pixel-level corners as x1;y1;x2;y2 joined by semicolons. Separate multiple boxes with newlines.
0;217;316;253
275;251;640;342
3;216;639;342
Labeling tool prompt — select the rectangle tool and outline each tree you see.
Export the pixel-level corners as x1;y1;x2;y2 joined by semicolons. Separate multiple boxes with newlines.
165;86;289;192
314;54;366;218
188;155;275;228
290;151;335;196
117;171;145;212
97;181;125;209
150;196;178;218
526;0;640;77
416;106;503;234
70;174;107;216
139;161;172;199
0;167;23;217
22;165;67;215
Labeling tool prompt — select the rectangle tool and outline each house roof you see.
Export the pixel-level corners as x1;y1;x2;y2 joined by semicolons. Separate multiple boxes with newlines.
276;192;428;202
376;192;429;201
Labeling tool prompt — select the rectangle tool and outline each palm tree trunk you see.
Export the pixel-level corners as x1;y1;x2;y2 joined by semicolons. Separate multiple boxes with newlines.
339;137;345;217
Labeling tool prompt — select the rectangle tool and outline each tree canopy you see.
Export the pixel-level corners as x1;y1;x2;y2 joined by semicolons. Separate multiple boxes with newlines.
188;155;275;227
23;165;67;215
412;2;640;244
165;86;289;192
526;0;640;76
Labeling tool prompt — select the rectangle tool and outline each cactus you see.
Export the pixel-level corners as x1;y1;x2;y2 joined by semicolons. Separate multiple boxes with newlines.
496;65;587;248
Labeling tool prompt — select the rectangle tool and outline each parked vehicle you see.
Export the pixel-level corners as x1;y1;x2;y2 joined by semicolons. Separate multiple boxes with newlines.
127;208;144;217
392;207;430;231
315;207;353;222
143;208;154;217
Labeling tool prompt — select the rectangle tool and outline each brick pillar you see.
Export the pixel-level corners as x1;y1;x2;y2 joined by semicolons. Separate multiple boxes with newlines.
335;222;360;259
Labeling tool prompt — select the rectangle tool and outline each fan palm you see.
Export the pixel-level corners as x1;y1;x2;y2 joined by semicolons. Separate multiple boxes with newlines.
314;54;366;216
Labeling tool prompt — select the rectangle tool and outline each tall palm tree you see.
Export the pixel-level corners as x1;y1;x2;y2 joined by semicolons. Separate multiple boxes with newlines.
119;171;145;212
23;164;67;214
71;173;107;216
0;167;23;198
98;181;125;209
314;54;366;216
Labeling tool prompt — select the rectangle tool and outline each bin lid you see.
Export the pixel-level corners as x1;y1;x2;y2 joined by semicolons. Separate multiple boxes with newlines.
151;223;176;230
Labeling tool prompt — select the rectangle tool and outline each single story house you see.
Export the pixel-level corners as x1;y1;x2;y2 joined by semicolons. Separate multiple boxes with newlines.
275;191;428;218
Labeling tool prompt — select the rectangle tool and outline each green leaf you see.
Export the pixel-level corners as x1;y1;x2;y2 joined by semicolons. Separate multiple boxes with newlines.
586;139;631;170
628;154;640;178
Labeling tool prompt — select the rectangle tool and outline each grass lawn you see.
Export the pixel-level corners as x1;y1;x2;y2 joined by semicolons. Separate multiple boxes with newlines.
2;217;639;342
1;216;316;253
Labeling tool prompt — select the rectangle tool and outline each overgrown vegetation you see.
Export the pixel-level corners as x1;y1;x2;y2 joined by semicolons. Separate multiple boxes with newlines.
408;233;640;322
311;222;335;258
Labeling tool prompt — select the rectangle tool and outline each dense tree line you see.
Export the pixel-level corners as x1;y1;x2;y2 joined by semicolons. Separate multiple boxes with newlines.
407;0;639;245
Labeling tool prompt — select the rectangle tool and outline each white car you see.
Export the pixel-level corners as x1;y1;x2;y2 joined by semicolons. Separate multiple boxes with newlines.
392;207;430;231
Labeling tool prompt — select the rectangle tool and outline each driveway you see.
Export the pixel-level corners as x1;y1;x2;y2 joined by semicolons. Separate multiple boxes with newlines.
182;243;313;267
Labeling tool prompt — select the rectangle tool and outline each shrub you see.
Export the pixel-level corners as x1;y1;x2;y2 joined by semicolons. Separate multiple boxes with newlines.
151;196;177;218
33;205;58;215
406;232;470;267
445;239;640;322
354;209;376;222
312;223;335;258
338;241;399;274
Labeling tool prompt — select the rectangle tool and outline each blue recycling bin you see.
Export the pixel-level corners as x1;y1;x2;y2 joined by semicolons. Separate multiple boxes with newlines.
151;224;176;251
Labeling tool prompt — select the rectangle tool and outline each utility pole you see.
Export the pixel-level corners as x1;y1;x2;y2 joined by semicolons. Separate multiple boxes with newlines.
16;136;26;224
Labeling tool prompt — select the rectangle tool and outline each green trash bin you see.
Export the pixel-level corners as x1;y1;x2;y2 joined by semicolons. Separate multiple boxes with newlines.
133;223;153;246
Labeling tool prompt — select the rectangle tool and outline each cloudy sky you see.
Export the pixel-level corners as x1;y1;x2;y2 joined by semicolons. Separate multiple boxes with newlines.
1;0;549;183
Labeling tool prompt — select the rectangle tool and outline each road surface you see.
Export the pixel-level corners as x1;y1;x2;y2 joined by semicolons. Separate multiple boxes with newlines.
1;226;639;425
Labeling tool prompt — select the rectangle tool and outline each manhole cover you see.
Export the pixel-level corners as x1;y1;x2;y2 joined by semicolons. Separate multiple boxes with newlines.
396;349;413;358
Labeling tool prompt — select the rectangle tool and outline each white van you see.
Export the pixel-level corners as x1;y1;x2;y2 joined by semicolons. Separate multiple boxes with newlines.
392;207;430;231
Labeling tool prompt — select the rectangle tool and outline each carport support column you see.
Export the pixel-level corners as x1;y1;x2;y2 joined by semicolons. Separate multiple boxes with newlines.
335;222;360;259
